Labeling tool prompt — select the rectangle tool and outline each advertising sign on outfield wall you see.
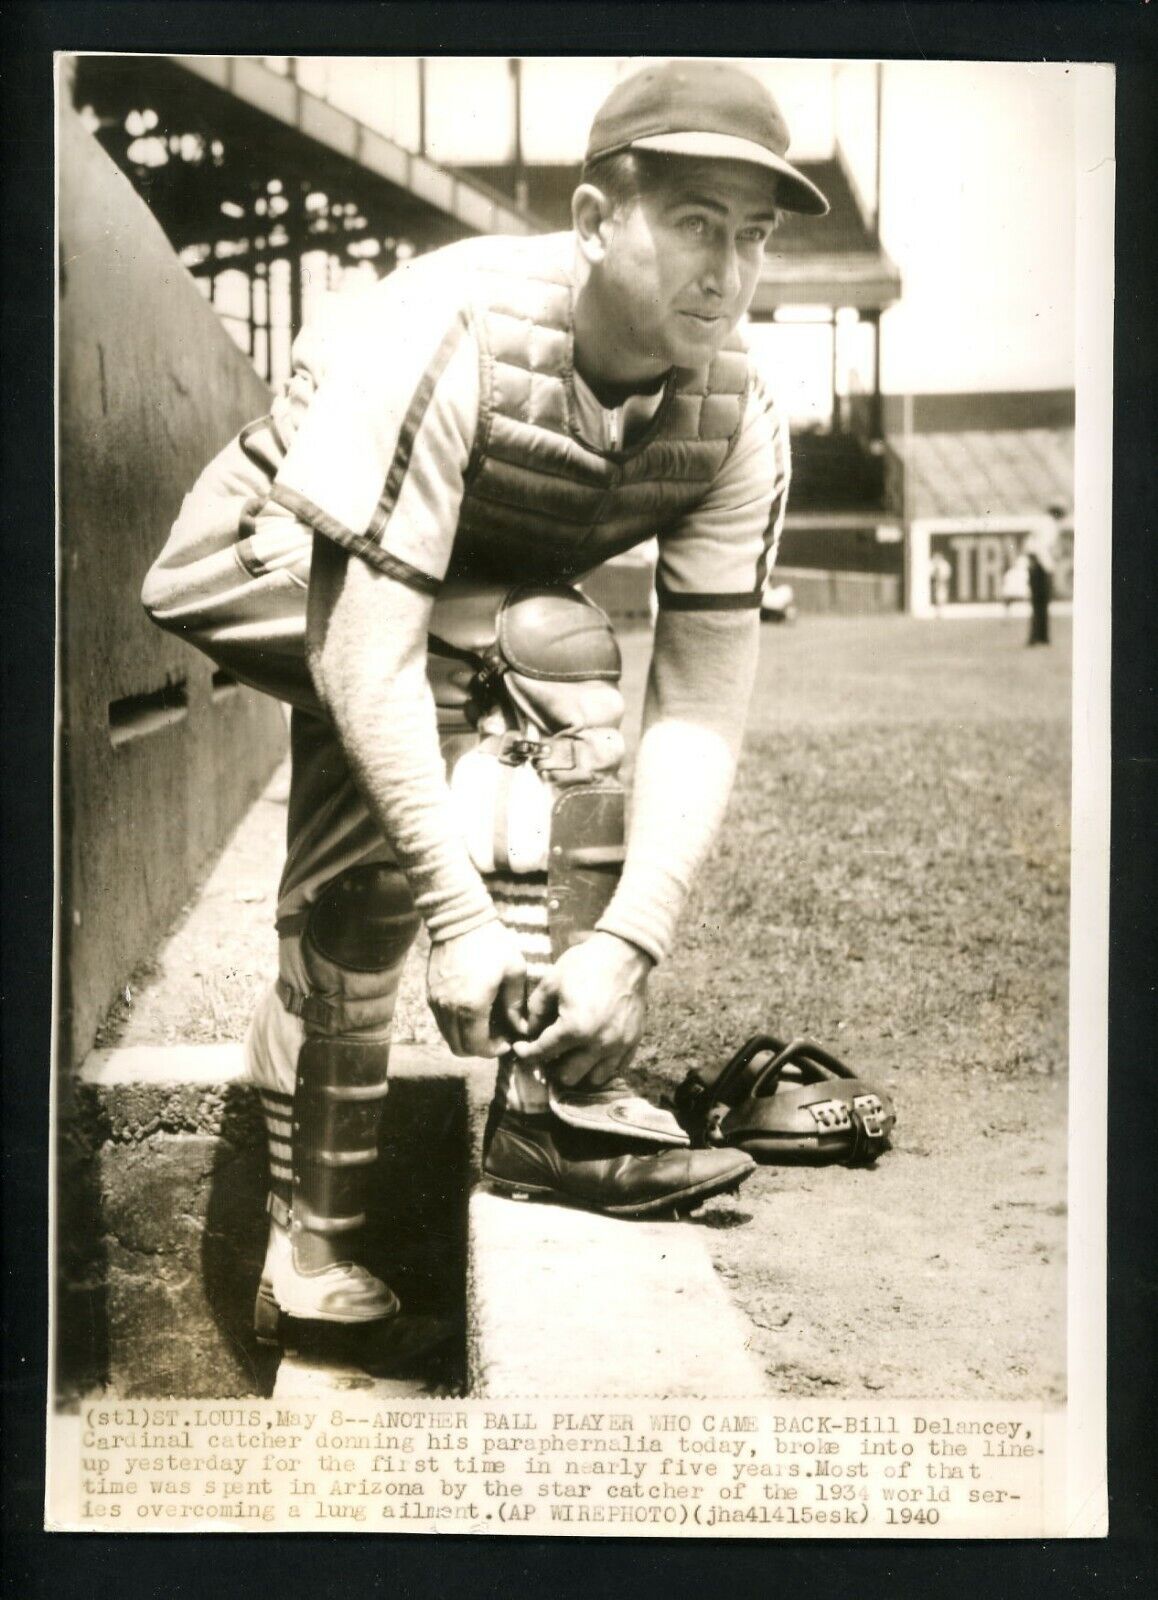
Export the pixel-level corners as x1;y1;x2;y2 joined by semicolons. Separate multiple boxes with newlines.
908;516;1074;618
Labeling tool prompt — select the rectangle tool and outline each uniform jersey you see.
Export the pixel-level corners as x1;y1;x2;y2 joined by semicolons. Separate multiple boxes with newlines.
144;229;791;963
261;231;790;609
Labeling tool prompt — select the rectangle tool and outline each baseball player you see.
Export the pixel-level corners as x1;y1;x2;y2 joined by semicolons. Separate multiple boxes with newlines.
143;59;827;1356
1025;506;1064;645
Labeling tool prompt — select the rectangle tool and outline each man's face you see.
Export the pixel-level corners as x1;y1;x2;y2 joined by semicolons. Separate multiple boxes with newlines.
591;158;779;375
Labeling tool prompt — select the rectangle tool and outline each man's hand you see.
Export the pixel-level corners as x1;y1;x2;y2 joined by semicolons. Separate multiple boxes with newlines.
427;921;528;1058
511;932;653;1088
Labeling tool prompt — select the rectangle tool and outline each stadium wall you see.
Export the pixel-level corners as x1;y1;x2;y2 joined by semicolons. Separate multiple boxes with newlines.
776;567;901;616
880;390;1075;434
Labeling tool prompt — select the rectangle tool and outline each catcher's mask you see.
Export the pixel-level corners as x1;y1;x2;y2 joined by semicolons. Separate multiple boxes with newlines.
673;1036;896;1165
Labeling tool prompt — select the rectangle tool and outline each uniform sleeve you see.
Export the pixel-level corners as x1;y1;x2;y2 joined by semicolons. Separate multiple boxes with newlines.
655;368;790;611
267;267;480;596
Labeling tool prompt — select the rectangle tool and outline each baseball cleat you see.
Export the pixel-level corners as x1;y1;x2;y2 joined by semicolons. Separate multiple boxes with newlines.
254;1231;456;1380
254;1219;401;1343
483;1109;756;1218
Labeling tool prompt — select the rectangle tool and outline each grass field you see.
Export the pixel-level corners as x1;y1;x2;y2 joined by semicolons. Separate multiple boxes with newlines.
105;611;1073;1401
630;613;1071;1090
630;613;1072;1400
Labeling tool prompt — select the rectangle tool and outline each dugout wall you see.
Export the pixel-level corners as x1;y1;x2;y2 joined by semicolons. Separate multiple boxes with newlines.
58;102;287;1072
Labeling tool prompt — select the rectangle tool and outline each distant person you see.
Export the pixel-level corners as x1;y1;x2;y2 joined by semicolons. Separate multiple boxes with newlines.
1001;551;1030;614
929;551;952;615
1025;506;1064;646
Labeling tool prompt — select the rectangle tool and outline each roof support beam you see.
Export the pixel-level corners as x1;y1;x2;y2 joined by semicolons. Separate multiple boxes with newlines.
170;55;540;238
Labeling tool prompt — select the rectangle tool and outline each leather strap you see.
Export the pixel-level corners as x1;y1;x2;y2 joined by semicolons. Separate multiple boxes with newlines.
269;1192;373;1236
277;977;344;1031
493;759;515;872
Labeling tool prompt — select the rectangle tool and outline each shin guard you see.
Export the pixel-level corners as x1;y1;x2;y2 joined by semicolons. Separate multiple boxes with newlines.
284;1036;392;1275
255;864;419;1333
486;869;552;1126
431;583;694;1162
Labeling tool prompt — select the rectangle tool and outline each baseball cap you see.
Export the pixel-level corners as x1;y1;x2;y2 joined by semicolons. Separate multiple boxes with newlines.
585;59;829;216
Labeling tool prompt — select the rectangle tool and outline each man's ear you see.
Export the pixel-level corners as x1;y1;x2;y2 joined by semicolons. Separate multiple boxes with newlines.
572;183;616;265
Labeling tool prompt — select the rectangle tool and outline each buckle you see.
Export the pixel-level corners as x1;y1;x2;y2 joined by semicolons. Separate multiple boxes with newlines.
531;735;579;775
704;1104;728;1145
497;732;542;766
471;659;505;701
852;1093;887;1139
808;1098;852;1132
496;731;580;774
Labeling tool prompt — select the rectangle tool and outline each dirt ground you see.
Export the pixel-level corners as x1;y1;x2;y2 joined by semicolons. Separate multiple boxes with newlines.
102;612;1071;1403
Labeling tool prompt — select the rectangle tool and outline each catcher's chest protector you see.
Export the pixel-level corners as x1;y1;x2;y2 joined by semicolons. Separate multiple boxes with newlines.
140;234;753;700
452;240;751;584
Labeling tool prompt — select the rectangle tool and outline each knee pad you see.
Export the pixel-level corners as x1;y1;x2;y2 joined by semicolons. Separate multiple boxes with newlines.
306;863;421;972
432;583;627;953
428;582;625;737
284;865;420;1036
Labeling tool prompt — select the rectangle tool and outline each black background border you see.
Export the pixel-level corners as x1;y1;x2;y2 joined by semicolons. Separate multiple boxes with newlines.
3;4;1155;1594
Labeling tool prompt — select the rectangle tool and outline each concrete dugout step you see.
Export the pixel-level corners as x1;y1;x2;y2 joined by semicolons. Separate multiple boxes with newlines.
467;1194;767;1397
65;1043;469;1401
63;1044;768;1401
